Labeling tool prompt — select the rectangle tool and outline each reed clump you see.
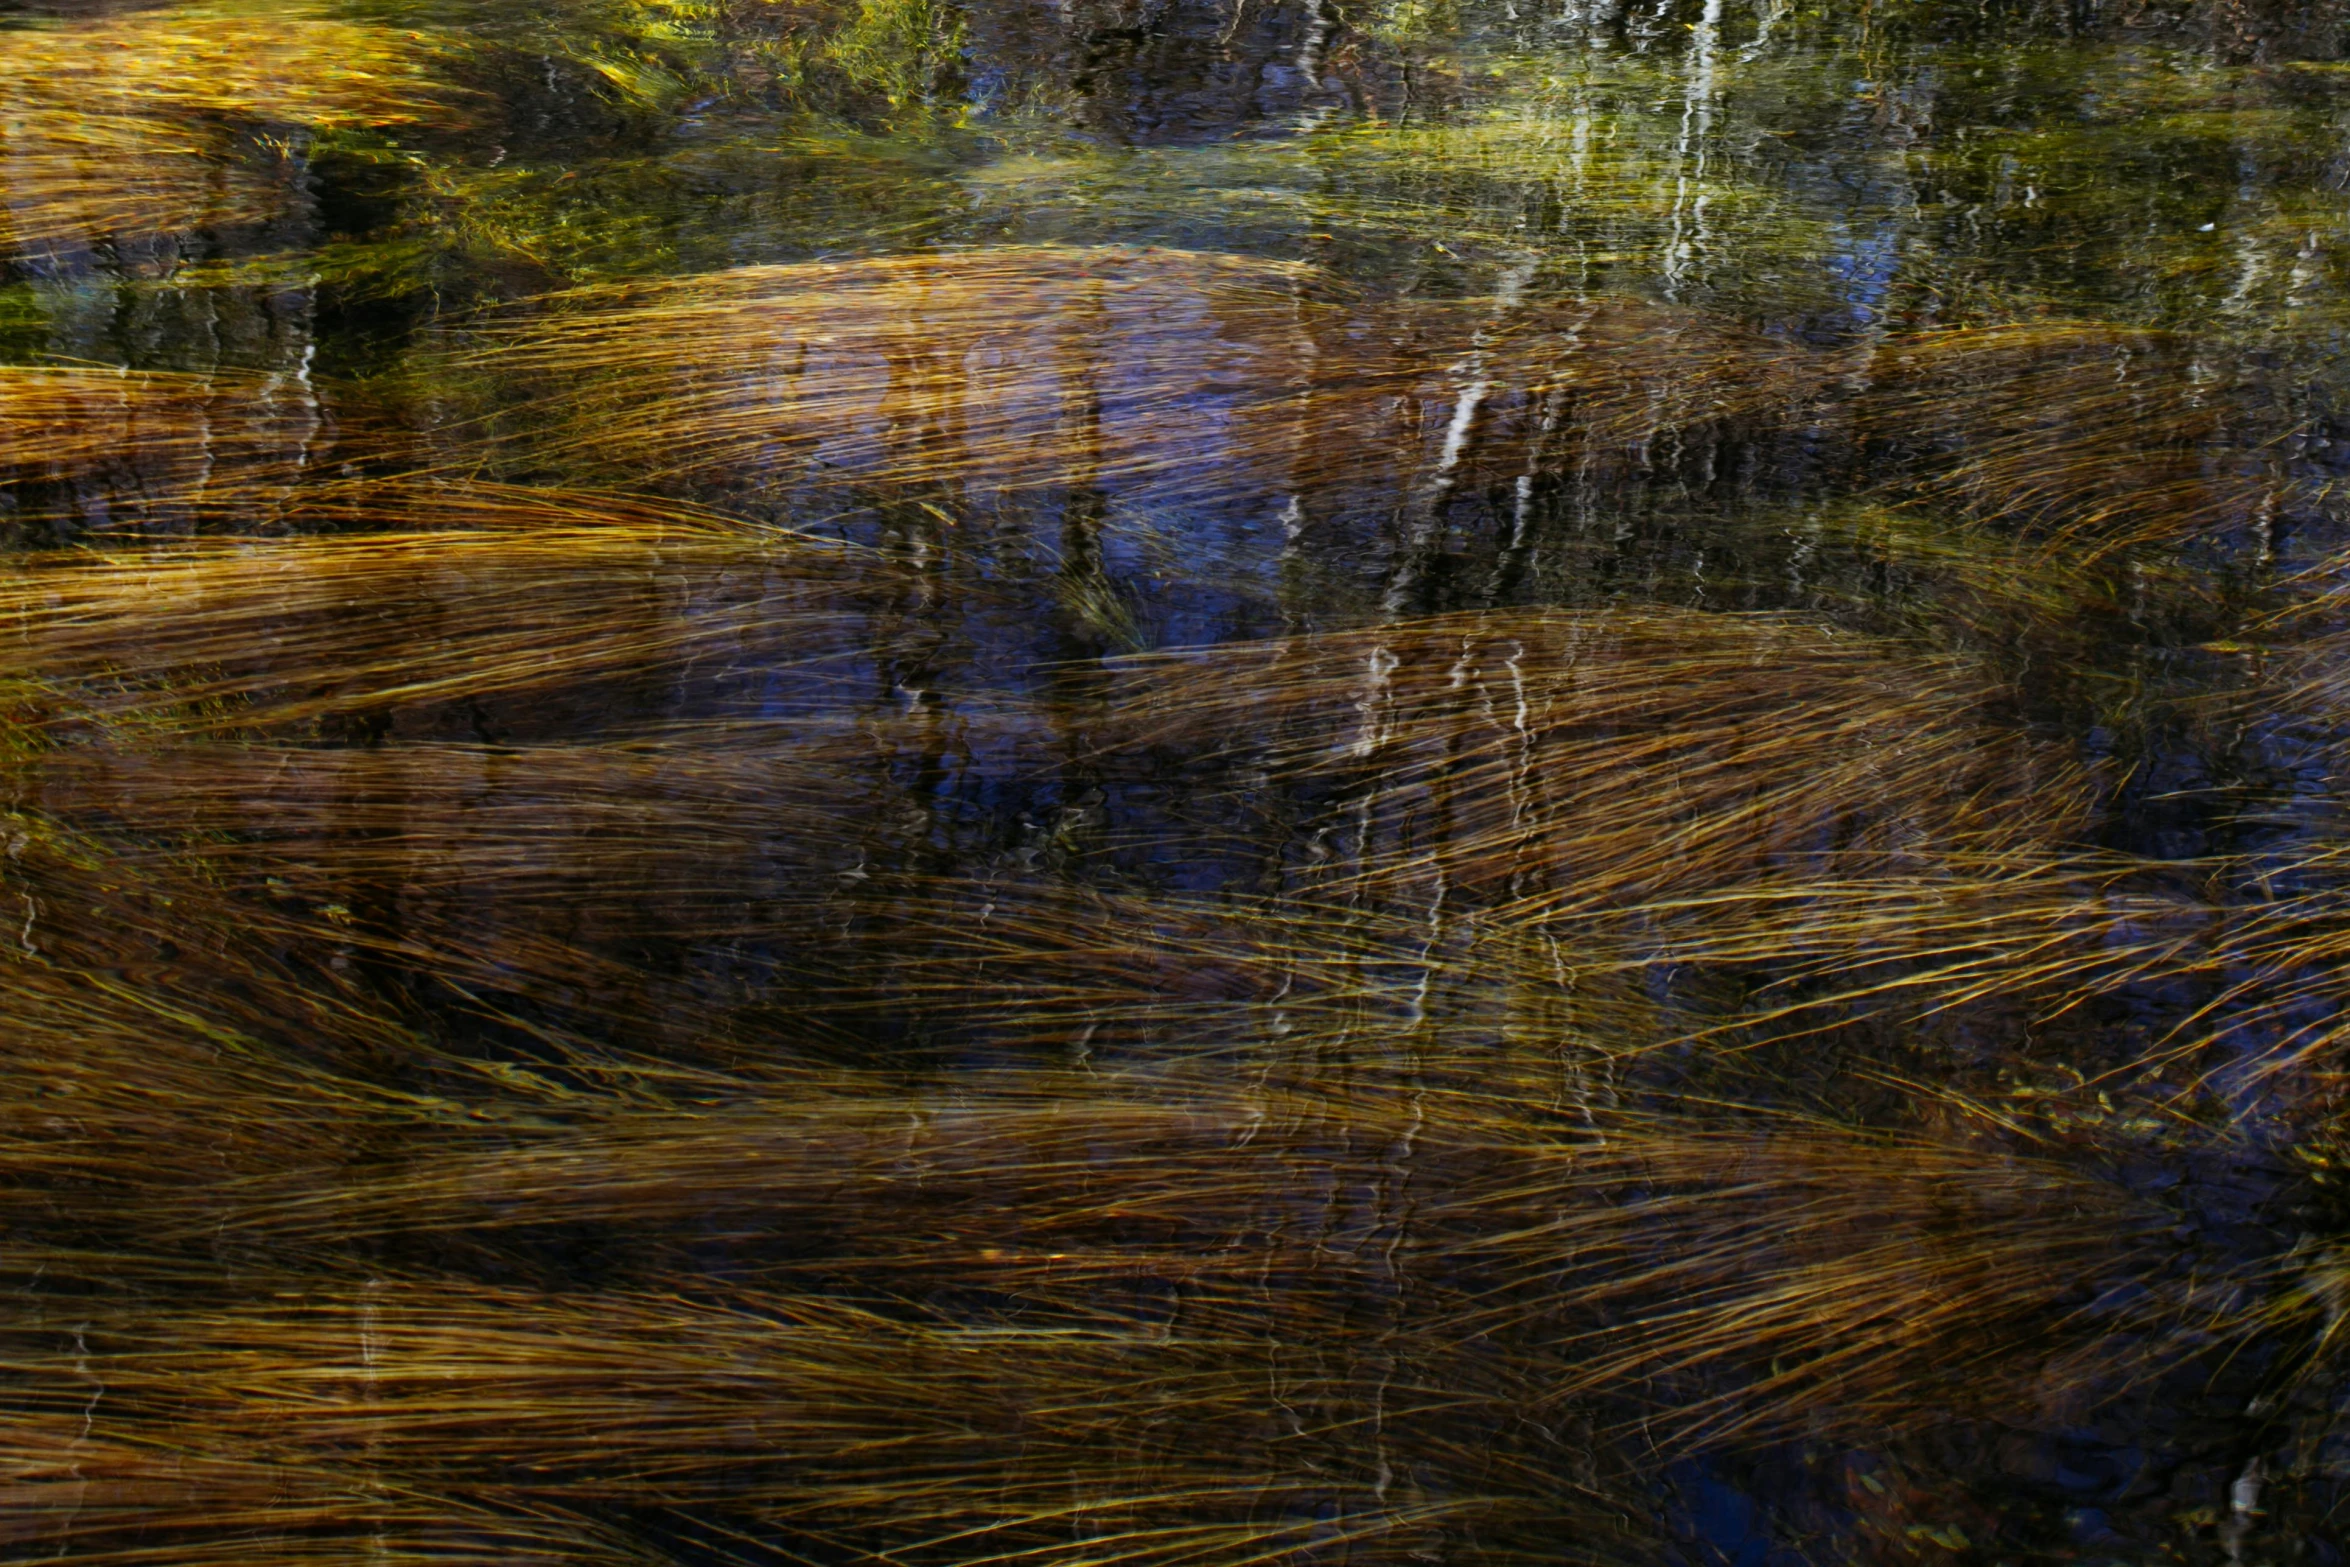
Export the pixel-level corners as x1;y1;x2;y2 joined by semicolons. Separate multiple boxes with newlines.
0;365;381;536
1850;323;2290;561
1;3;2342;1553
6;727;979;1061
0;1414;607;1565
0;567;2210;1086
1105;608;2094;909
0;507;882;740
0;1024;2228;1564
0;818;566;1263
1074;610;2249;1084
0;671;2282;1563
0;105;246;258
460;244;1343;499
0;579;2186;1070
455;246;1834;521
0;7;463;255
0;796;2234;1561
0;10;460;130
455;249;2290;596
0;1267;1546;1565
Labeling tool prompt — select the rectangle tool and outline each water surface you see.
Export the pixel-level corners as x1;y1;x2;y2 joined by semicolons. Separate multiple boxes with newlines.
3;1;2349;1561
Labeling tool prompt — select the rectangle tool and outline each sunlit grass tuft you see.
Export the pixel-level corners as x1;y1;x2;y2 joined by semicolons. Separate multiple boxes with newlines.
0;6;464;255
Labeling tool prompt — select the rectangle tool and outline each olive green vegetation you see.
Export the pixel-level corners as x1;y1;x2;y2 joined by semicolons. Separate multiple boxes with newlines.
4;0;2350;1561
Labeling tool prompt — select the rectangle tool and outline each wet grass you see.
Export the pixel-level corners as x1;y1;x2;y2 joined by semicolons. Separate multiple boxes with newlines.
0;796;2258;1561
5;0;2350;1560
0;5;466;256
0;496;2322;1554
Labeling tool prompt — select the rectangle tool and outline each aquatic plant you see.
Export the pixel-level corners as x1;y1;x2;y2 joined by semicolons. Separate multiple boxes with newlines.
439;243;2303;633
1850;323;2293;561
0;497;876;737
0;7;465;257
1107;607;2091;898
5;1;2348;1558
0;824;2251;1565
448;244;1837;547
0;365;383;537
0;792;2243;1563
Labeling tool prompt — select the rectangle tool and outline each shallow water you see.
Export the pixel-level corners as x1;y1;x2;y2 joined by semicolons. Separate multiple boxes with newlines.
3;1;2349;1562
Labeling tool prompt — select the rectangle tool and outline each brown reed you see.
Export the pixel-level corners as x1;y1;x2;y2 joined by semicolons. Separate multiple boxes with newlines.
0;735;2258;1566
0;10;462;130
457;251;2292;577
0;510;876;739
454;246;1832;517
0;7;463;255
1851;323;2287;561
0;365;377;534
0;845;2208;1562
1104;608;2095;911
0;6;2334;1552
0;561;2214;1095
0;576;2190;1075
22;1048;2202;1478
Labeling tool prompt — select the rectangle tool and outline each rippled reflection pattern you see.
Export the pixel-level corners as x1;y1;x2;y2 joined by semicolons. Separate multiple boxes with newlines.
3;0;2348;1561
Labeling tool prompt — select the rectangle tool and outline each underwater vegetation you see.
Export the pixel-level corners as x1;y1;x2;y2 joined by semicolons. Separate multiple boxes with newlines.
6;0;2350;1562
0;9;463;258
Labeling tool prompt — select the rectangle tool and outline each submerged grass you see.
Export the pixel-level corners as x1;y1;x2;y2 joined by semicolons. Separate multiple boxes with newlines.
1105;608;2094;904
0;6;465;256
0;499;880;738
0;340;2327;1556
450;245;1833;513
1851;323;2294;561
0;9;462;130
0;789;2244;1562
0;843;2250;1564
0;551;2168;1054
5;6;2350;1555
431;247;2295;621
0;365;382;535
0;526;2269;1559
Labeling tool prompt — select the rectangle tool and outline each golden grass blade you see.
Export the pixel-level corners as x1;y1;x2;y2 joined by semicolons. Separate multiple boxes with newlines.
66;1064;2193;1455
0;366;376;535
0;9;463;130
0;818;2266;1558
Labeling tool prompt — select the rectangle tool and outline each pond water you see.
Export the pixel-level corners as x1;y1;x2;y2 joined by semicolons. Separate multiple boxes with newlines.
4;0;2349;1561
